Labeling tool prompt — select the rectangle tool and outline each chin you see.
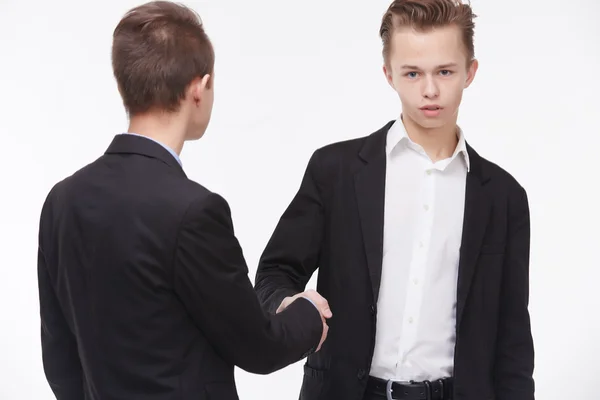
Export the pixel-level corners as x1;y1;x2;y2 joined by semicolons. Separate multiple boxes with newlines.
406;110;454;131
418;118;447;130
408;115;445;130
185;127;207;141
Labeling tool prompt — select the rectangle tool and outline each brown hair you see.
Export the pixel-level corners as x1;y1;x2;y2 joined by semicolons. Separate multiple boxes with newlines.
379;0;476;65
111;1;215;116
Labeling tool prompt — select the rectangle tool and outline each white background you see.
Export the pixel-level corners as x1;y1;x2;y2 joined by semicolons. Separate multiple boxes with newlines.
1;0;599;398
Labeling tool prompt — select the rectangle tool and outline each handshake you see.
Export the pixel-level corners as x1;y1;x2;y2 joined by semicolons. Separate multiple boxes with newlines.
276;290;332;352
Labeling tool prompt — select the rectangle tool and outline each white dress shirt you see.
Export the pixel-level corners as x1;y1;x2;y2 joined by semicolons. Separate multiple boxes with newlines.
369;118;470;382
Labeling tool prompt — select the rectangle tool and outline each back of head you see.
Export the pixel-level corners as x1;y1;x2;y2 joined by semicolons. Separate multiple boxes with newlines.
112;1;214;117
379;0;476;65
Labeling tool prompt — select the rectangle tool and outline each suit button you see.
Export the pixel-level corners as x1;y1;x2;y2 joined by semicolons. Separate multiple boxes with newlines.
357;369;366;380
370;304;376;315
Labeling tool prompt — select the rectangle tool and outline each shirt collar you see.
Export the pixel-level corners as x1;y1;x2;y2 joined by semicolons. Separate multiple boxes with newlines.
386;117;470;171
122;132;182;167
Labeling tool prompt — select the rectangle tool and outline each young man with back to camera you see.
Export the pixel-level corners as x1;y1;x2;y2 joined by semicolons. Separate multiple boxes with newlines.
36;2;333;399
255;1;535;399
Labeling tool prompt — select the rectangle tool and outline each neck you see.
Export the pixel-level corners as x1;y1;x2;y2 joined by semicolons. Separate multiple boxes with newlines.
401;113;458;162
127;111;187;155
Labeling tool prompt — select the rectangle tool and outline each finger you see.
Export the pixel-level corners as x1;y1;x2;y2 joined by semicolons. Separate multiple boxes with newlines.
307;291;327;308
322;303;332;318
317;298;332;318
304;292;333;319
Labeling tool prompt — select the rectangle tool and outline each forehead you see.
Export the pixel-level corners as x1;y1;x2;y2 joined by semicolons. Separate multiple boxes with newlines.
389;24;467;67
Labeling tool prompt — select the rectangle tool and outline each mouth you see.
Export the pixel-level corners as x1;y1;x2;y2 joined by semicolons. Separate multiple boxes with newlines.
420;105;443;111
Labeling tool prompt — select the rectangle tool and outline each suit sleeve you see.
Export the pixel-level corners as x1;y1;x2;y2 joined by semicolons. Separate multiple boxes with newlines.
254;150;324;313
38;208;84;400
173;192;323;375
494;185;535;400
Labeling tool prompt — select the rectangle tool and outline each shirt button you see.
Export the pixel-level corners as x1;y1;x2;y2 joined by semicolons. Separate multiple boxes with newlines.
426;170;432;175
409;317;414;324
423;204;429;211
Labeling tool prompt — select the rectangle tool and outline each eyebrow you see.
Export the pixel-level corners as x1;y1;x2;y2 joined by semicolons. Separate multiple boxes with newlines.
400;63;458;69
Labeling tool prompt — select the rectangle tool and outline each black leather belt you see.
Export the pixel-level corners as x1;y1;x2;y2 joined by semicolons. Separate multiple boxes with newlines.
366;376;453;400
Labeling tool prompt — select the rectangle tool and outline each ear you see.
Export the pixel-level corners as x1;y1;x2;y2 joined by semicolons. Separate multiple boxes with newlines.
201;73;212;90
190;74;212;106
383;64;395;90
464;59;478;88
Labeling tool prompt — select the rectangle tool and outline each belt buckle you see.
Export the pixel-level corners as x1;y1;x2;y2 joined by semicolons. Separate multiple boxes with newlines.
385;379;394;400
386;379;429;400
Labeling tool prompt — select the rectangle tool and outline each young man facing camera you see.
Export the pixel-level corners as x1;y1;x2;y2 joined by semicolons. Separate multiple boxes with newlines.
256;1;534;399
36;2;332;399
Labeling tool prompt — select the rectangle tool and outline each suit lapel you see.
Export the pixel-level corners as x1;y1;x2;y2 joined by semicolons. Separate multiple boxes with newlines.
354;121;393;303
456;144;491;329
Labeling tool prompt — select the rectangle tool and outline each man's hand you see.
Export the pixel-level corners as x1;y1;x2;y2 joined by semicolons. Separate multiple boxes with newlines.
276;290;332;352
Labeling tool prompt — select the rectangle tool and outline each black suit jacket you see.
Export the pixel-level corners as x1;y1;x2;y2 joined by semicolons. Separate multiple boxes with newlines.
255;121;535;400
37;134;323;400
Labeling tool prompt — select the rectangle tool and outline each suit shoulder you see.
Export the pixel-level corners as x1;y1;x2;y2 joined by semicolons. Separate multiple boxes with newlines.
179;181;232;221
307;131;379;177
37;159;102;242
475;150;527;197
45;154;110;194
299;136;366;188
312;135;368;165
178;178;212;200
302;122;391;185
40;159;97;209
310;121;392;166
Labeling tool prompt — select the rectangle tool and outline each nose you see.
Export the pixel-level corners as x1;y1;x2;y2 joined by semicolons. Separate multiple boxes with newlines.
422;75;439;99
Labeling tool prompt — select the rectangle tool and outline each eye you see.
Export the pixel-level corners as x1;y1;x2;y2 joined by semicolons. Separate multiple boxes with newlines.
439;70;452;76
406;71;419;79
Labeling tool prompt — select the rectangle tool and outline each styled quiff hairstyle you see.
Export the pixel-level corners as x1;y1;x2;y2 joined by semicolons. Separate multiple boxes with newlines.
111;1;215;116
379;0;477;65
